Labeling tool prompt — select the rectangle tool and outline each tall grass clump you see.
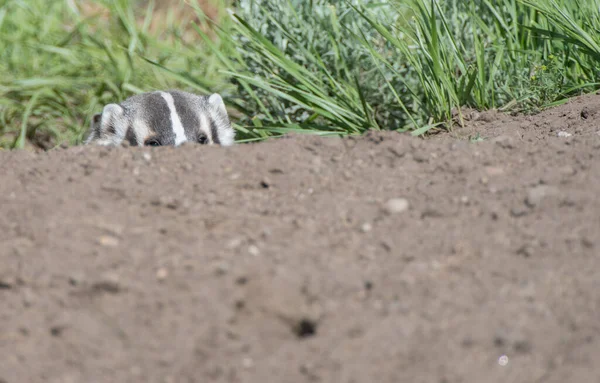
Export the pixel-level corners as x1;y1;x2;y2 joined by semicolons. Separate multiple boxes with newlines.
0;0;228;149
196;0;600;138
4;0;600;148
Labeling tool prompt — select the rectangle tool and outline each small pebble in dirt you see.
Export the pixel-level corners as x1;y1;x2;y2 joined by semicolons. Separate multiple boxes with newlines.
360;222;373;233
557;131;572;138
526;185;558;208
384;198;410;214
226;237;243;250
261;227;272;239
214;263;229;276
156;268;169;281
248;245;261;257
493;135;515;149
412;152;429;163
92;273;122;294
510;206;529;218
498;355;509;366
98;235;119;247
388;142;407;158
421;208;443;219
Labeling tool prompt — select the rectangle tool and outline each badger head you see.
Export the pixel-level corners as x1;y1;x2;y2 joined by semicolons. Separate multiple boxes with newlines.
84;90;235;147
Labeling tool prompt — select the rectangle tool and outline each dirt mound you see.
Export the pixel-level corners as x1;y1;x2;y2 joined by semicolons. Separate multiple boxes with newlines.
1;93;600;382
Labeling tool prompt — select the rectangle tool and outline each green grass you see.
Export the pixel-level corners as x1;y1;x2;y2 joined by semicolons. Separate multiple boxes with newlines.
2;0;600;149
207;0;600;139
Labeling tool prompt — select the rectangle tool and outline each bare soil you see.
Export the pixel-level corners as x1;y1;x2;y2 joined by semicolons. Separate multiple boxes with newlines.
1;93;600;383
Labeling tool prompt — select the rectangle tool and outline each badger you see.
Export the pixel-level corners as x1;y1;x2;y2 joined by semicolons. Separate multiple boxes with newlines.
84;90;235;147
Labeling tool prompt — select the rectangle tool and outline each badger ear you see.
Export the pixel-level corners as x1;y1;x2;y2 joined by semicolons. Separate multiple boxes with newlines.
208;93;227;114
85;104;127;146
206;93;235;147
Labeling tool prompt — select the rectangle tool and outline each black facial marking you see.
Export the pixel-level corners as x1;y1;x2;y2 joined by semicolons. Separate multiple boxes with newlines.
125;127;138;146
93;113;102;124
143;93;175;146
210;117;220;145
170;91;200;141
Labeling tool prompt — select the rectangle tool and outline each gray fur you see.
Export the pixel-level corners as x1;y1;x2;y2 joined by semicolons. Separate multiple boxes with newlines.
84;90;235;147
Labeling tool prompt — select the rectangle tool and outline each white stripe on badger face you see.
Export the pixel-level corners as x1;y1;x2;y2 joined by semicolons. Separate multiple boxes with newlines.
199;112;213;144
159;91;187;146
132;118;151;146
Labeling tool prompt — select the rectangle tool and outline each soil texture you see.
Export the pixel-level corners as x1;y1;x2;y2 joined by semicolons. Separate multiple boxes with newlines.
1;93;600;383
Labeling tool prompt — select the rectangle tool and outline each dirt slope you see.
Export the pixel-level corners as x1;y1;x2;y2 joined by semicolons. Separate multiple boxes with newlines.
1;93;600;383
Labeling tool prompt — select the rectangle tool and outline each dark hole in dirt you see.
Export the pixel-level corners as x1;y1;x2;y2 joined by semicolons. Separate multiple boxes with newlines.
91;281;121;294
494;336;506;347
0;281;12;290
364;281;373;290
50;326;65;337
236;276;248;285
513;340;532;353
294;319;317;339
260;180;270;189
581;108;589;119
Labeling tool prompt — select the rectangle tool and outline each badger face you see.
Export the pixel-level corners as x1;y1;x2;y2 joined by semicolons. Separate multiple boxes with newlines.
84;90;235;147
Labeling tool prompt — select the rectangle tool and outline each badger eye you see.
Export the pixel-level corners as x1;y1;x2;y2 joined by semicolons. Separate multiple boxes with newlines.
198;134;208;145
145;138;161;147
